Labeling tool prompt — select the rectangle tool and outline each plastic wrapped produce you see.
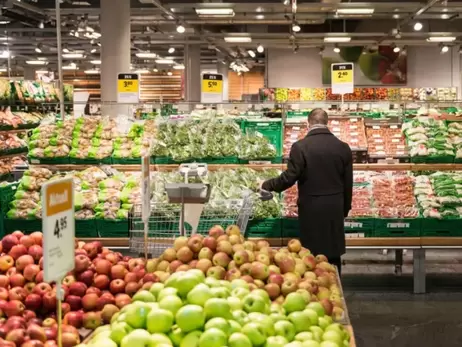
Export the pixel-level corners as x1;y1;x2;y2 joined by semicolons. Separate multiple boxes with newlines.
283;124;307;157
366;124;407;157
328;118;367;149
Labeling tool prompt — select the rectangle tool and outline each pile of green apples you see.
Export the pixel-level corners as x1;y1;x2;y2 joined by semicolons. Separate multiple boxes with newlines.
80;269;351;347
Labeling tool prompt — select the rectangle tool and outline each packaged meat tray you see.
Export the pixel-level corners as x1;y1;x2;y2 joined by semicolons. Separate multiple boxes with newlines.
328;117;367;149
283;124;307;157
366;124;408;157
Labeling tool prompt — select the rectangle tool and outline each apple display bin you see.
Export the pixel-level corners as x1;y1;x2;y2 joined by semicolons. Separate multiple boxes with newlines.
4;218;41;234
245;218;282;239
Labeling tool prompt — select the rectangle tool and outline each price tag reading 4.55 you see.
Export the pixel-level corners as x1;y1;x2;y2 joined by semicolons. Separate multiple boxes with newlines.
331;63;354;95
42;178;75;283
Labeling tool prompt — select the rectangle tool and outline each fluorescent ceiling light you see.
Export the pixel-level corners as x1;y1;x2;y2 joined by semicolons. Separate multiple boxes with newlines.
136;52;157;58
36;70;49;74
0;68;6;72
176;24;185;33
26;60;48;65
84;69;100;74
0;21;10;25
0;51;9;58
167;71;173;76
224;36;252;43
195;8;235;17
62;64;78;70
336;8;374;15
247;50;256;58
62;53;85;58
427;36;456;42
414;22;423;31
324;37;351;43
441;45;449;53
168;47;175;54
90;60;101;65
0;37;11;41
155;59;174;64
173;64;185;70
134;69;149;74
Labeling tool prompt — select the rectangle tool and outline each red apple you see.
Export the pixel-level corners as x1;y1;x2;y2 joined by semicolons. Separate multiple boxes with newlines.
63;312;83;329
76;270;94;287
82;243;97;259
74;255;90;273
124;272;137;283
9;245;28;260
0;275;9;288
62;276;76;287
42;292;57;312
0;287;7;300
15;255;34;272
29;232;42;246
68;282;87;297
203;236;217;251
2;235;19;253
9;287;27;301
94;259;112;276
19;236;35;249
3;300;25;317
27;324;46;343
115;293;131;309
82;293;98;311
23;264;40;282
64;295;81;311
61;331;80;347
35;271;44;283
27;245;43;263
24;294;42;311
93;275;110;290
5;328;26;345
32;283;52;296
110;264;127;280
124;282;141;296
86;287;101;296
109;279;125;294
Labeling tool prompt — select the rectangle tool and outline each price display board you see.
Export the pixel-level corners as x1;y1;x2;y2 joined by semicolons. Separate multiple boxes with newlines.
117;73;140;103
42;178;75;283
331;63;354;95
201;73;223;103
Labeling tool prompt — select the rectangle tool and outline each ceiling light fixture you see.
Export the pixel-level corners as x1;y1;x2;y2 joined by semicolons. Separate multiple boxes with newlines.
336;8;374;15
62;53;85;58
38;21;44;29
134;68;150;74
195;8;235;17
26;60;48;65
224;36;252;43
62;46;70;53
324;37;351;43
247;50;256;58
283;0;290;6
256;15;265;19
393;14;400;19
84;69;100;74
167;70;173;76
441;14;450;19
155;59;175;64
176;24;185;33
90;60;101;65
0;21;10;25
90;47;97;53
62;63;78;70
168;47;175;54
441;45;449;53
427;36;456;42
153;66;159;72
173;64;185;70
333;45;340;53
292;20;301;32
393;46;400;53
135;52;157;58
257;44;264;53
35;44;42;53
413;22;423;31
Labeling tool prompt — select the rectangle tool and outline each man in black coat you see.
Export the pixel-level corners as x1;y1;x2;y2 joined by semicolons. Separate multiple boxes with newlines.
261;108;353;274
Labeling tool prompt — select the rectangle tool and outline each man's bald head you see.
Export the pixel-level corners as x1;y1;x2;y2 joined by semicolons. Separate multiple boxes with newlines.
308;108;328;126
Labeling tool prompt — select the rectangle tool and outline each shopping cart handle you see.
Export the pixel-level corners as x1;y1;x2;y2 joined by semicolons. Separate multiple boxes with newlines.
259;189;273;201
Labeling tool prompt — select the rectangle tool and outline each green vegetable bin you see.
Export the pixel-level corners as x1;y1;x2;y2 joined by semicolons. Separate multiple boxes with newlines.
111;157;143;165
245;218;282;239
421;218;462;237
344;218;375;237
242;119;283;156
373;218;421;237
69;157;112;165
76;219;98;238
27;156;70;165
4;218;42;234
153;157;174;164
96;219;129;237
282;218;299;238
0;182;18;214
239;157;283;164
201;157;239;164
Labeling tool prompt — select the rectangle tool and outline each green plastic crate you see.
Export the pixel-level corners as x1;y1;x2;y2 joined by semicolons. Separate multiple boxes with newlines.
411;155;454;164
245;218;282;238
242;119;283;156
69;157;112;165
282;218;299;238
421;218;462;236
96;219;129;237
111;157;143;165
201;157;239;164
239;157;283;164
0;183;18;214
153;157;173;164
27;156;70;165
0;213;5;238
344;218;375;237
0;147;27;156
4;218;42;234
374;218;421;237
76;219;98;238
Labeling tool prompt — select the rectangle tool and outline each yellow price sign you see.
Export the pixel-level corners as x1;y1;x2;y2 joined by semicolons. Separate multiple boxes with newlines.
117;73;139;93
202;74;223;93
332;64;353;84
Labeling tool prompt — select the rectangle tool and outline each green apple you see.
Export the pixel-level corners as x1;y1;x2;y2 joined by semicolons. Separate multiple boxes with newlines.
210;287;230;298
302;341;321;347
121;329;154;347
175;272;202;297
307;302;325;317
146;308;174;333
274;320;296;341
188;269;206;283
179;331;202;347
270;303;284;314
205;317;230;336
219;280;232;290
248;312;275;336
270;313;287;323
232;310;249;326
158;288;179;301
295;332;314;342
289;311;313;333
230;279;249;290
159;295;183;316
265;336;288;347
111;312;121;324
228;332;252;347
324;324;346;338
175;305;206;332
204;298;231;319
251;289;270;303
309;326;324;342
165;272;183;287
228;320;242;335
303;308;319;326
94;326;111;336
241;322;267;346
133;290;157;303
204;277;220;287
151;333;172;346
318;316;333;330
322;330;343;346
198;328;227;347
231;287;250;300
286;342;303;347
320;342;339;347
227;296;243;311
168;325;184;347
94;338;117;347
91;332;112;342
149;283;165;300
110;322;134;345
125;304;152;329
283;292;306;313
187;283;213;307
242;294;266;313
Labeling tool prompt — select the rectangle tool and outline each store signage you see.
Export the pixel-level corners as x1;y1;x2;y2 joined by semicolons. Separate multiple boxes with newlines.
387;222;410;229
201;73;223;103
331;63;354;95
344;221;363;228
42;178;75;283
117;73;140;103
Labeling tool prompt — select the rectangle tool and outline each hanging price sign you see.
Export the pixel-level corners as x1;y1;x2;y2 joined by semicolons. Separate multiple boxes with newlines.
331;63;354;95
42;178;75;283
201;73;223;103
117;73;140;103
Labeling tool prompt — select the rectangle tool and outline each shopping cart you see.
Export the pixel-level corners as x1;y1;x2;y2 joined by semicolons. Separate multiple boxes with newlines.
129;163;272;257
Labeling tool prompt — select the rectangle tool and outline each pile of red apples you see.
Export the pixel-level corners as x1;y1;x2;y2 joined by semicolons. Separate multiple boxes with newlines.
147;225;345;321
0;230;151;347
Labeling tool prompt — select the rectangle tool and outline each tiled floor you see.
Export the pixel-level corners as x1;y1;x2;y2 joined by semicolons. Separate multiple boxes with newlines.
342;250;462;347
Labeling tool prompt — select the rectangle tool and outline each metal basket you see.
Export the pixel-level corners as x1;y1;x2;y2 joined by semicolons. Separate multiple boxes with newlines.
129;195;253;257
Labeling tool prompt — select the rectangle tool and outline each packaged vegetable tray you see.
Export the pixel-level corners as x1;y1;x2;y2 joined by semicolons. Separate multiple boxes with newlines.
69;157;112;165
241;119;283;157
245;218;282;239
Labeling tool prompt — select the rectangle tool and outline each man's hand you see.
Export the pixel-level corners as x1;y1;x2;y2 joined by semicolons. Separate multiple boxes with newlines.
257;179;265;191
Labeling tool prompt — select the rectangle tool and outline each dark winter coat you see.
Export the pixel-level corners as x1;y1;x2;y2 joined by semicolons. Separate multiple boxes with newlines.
262;127;353;257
